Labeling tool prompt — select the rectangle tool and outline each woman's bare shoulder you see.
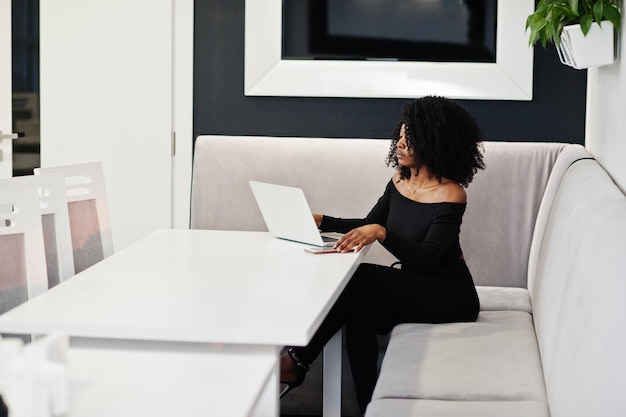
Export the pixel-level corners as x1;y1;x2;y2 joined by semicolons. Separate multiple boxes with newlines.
437;181;466;203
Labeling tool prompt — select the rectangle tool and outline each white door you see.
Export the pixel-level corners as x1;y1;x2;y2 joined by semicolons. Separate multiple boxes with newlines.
0;0;16;178
39;0;174;250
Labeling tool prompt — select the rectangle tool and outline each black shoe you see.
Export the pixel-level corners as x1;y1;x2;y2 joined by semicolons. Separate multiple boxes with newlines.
280;348;310;398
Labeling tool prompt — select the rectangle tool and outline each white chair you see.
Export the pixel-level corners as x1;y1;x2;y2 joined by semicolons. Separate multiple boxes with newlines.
0;174;75;288
0;188;48;315
35;162;113;274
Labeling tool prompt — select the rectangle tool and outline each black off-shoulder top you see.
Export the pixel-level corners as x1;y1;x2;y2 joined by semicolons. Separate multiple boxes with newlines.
320;180;469;278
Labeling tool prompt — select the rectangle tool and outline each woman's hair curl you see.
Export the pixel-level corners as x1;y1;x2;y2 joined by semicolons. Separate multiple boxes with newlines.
385;96;485;187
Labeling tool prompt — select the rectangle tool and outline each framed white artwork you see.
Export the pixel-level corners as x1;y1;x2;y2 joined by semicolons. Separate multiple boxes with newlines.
244;0;534;100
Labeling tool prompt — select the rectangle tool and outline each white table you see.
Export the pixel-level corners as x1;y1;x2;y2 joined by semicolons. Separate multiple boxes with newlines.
1;341;277;417
0;230;367;416
65;343;277;417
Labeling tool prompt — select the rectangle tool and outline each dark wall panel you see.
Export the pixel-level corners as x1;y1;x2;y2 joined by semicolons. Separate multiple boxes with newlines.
194;0;586;144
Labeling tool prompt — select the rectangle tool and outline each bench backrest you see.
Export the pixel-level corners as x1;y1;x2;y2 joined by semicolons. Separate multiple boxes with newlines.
530;157;626;417
191;136;396;267
462;141;568;287
191;136;568;288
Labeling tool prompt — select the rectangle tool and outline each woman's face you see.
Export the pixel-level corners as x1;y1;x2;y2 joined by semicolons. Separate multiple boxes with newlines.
396;124;416;168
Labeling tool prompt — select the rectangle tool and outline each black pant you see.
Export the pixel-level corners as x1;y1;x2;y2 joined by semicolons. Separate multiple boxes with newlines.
290;262;479;413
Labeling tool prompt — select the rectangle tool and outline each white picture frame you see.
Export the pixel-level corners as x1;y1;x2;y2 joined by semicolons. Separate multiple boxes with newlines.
245;0;534;100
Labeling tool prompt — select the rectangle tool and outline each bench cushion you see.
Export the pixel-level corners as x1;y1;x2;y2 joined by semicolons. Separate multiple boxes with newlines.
461;142;568;288
366;398;549;417
526;143;591;296
530;159;626;417
372;311;547;402
476;286;531;313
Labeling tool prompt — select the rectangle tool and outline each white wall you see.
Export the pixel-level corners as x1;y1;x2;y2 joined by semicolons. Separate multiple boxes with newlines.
172;0;194;230
586;26;626;192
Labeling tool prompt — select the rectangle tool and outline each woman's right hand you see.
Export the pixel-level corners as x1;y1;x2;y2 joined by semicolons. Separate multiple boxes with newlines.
334;224;386;253
313;214;323;228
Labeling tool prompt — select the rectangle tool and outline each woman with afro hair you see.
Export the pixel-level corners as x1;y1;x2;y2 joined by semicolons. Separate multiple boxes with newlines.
280;96;486;414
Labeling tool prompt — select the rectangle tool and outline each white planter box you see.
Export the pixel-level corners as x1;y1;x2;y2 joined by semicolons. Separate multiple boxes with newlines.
557;20;616;69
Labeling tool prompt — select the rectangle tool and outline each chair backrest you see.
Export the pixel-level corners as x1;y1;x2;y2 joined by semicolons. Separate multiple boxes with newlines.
0;188;48;314
0;174;75;287
35;162;113;273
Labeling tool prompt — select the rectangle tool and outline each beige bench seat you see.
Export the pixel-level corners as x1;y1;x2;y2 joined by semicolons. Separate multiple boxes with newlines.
190;135;625;417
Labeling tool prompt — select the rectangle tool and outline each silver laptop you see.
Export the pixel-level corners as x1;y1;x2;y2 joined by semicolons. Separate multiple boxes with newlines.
249;181;343;247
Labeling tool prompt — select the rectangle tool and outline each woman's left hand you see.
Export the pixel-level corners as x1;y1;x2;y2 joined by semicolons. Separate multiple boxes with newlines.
334;224;386;253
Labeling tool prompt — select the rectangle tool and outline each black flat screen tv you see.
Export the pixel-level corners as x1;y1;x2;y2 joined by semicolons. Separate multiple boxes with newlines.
283;0;497;63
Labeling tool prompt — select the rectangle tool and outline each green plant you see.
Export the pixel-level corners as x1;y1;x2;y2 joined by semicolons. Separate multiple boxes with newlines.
526;0;622;47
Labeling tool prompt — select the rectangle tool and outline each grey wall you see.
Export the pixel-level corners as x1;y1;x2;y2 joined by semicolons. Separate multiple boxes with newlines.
194;0;586;144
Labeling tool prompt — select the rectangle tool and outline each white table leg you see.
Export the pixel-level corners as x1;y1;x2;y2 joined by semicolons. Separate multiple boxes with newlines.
323;329;342;417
